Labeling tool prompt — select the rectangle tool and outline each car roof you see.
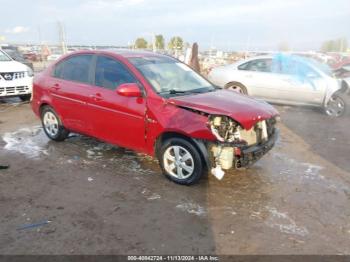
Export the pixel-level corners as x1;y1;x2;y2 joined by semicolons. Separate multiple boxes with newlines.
230;55;273;67
68;49;170;59
240;55;273;62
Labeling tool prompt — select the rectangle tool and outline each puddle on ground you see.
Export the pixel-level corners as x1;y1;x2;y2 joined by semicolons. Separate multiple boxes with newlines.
176;202;207;217
1;126;160;175
2;126;49;159
264;206;309;237
272;152;325;181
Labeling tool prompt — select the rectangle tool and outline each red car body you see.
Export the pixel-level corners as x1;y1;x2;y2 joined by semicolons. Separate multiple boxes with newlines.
32;50;279;183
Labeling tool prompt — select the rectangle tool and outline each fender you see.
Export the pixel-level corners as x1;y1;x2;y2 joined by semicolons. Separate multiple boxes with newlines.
323;79;349;106
192;138;211;170
153;131;212;170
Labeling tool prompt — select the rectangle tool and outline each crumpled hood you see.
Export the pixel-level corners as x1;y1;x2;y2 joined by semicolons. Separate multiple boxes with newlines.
169;89;279;130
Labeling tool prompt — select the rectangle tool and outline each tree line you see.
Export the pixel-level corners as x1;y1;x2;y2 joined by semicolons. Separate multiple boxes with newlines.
134;35;184;50
320;37;348;52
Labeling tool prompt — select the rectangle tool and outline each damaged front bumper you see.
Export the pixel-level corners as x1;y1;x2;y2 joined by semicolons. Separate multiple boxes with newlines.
238;128;279;167
207;128;279;179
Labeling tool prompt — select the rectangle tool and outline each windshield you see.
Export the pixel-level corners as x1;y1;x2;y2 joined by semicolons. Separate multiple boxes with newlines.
0;50;12;62
129;56;215;97
4;50;25;62
305;57;333;76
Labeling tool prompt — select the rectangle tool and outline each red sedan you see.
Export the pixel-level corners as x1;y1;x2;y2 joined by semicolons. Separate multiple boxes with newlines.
31;50;279;185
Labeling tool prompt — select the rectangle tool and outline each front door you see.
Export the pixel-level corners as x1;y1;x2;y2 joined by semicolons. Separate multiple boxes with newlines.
87;55;146;151
269;59;326;105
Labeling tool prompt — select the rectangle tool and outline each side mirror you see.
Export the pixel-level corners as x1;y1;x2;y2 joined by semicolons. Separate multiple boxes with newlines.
116;83;142;97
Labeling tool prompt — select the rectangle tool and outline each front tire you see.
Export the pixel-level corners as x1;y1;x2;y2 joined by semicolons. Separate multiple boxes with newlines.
324;92;348;117
41;106;69;141
225;82;247;94
159;138;204;185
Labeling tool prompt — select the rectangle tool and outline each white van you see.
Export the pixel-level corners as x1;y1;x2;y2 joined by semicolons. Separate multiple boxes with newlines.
0;49;33;101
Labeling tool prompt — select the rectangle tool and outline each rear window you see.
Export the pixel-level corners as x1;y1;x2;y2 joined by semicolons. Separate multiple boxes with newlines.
53;55;93;84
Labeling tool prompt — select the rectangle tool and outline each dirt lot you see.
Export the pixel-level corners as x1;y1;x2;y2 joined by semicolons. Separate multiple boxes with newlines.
0;98;350;255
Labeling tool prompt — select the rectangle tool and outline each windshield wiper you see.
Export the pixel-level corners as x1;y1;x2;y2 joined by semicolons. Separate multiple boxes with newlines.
169;89;187;94
158;89;187;95
159;88;216;95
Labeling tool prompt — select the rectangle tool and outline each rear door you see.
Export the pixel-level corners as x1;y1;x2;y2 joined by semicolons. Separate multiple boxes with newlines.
87;55;147;150
238;58;289;100
48;54;94;134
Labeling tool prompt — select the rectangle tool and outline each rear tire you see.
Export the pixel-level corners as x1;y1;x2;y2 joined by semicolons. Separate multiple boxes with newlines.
324;92;348;117
41;106;69;141
19;94;31;101
159;138;204;185
225;82;247;94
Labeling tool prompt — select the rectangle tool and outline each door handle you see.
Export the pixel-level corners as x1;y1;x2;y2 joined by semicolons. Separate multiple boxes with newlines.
51;83;61;91
90;93;103;101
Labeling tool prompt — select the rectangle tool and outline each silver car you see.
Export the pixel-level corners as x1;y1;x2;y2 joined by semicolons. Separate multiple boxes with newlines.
208;55;349;117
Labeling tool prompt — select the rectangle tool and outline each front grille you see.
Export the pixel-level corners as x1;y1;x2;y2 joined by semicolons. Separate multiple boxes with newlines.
0;86;28;95
0;72;26;81
6;87;15;94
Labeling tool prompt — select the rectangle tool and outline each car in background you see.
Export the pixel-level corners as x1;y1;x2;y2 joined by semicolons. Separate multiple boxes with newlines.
47;53;62;61
2;48;34;70
0;49;33;101
333;58;350;80
332;58;350;70
23;52;42;62
208;55;349;117
31;50;279;185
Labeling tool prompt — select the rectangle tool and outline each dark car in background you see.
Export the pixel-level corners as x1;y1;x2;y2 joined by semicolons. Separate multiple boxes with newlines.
2;47;33;70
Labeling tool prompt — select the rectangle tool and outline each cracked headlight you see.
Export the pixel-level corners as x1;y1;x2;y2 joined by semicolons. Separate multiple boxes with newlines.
208;115;239;142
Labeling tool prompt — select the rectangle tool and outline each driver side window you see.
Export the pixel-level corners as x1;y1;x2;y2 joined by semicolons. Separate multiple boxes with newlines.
95;56;136;90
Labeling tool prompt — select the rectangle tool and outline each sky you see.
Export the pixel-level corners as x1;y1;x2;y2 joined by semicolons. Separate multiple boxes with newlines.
0;0;349;51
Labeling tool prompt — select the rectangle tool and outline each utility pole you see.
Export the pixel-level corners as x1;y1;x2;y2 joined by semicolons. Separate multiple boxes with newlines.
152;33;156;52
37;26;42;45
58;21;67;54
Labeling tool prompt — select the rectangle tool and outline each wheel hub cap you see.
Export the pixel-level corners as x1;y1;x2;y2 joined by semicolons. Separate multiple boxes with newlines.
43;112;59;137
163;145;194;179
326;96;345;117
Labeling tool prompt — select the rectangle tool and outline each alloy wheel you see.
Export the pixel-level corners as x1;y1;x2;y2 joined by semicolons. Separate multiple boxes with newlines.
228;85;244;94
163;145;194;179
43;111;59;137
325;95;345;117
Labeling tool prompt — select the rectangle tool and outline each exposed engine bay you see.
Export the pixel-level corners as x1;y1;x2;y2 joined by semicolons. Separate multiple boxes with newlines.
208;115;277;180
